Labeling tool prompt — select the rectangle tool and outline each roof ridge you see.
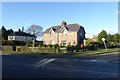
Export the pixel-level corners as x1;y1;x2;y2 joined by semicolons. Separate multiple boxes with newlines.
8;31;36;37
51;23;79;27
44;23;81;33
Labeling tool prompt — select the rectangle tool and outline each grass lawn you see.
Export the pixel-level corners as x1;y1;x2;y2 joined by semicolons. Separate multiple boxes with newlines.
74;48;119;57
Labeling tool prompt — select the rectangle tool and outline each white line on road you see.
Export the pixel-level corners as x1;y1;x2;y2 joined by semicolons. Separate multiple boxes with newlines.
93;52;118;56
33;58;55;68
33;59;49;66
81;60;109;63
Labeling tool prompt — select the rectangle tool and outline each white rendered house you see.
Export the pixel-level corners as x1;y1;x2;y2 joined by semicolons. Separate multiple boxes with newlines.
8;30;36;41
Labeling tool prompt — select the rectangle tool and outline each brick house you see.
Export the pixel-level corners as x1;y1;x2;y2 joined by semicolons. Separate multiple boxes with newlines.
43;21;86;46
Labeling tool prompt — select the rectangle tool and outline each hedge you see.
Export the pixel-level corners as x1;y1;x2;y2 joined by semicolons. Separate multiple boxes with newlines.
2;46;13;51
16;46;59;53
2;40;43;47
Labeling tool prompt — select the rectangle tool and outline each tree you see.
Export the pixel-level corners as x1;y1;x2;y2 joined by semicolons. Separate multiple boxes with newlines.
7;29;13;35
2;26;7;40
111;33;120;43
85;39;94;46
26;25;43;39
106;34;112;42
0;29;2;41
115;33;120;42
1;26;14;40
98;30;107;43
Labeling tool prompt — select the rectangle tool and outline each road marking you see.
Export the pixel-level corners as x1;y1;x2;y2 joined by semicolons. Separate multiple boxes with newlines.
33;58;55;68
44;66;119;77
93;52;118;56
33;59;49;66
81;59;119;63
81;59;109;63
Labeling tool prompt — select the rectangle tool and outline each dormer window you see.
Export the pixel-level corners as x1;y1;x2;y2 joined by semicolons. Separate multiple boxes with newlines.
61;27;67;36
49;32;52;37
49;28;55;37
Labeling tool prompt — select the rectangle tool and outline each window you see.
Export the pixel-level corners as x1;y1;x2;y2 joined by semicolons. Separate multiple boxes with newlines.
51;40;55;45
62;30;67;36
44;41;46;44
73;41;76;45
49;31;55;37
9;36;13;40
49;32;52;37
62;40;66;46
80;33;83;36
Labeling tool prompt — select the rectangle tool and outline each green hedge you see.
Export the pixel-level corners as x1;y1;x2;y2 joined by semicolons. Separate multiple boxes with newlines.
16;46;29;52
16;46;59;53
2;40;26;46
2;46;13;51
2;40;43;47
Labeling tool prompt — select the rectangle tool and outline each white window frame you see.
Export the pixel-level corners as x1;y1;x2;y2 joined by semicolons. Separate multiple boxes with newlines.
51;40;55;45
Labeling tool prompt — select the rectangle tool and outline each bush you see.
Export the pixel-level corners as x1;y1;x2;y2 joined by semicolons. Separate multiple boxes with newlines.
86;42;99;50
16;46;28;52
2;40;26;46
2;46;13;51
85;39;94;46
34;47;59;53
67;45;81;52
67;45;74;52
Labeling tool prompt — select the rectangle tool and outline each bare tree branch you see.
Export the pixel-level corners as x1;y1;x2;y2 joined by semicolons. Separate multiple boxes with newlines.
26;25;43;39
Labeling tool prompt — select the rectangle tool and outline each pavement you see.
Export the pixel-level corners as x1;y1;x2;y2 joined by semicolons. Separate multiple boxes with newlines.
1;52;120;79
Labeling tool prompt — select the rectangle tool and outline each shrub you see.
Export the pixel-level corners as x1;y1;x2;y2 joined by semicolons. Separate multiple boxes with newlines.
86;42;99;50
110;42;117;48
16;46;28;52
2;46;13;51
59;43;66;48
2;40;26;46
85;39;94;46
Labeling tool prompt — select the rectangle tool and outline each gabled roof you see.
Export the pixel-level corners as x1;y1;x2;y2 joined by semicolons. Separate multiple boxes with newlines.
49;28;56;33
8;31;36;37
44;23;81;33
60;27;68;33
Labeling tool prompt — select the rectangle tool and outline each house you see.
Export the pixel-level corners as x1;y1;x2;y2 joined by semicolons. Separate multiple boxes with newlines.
43;21;86;46
8;29;36;41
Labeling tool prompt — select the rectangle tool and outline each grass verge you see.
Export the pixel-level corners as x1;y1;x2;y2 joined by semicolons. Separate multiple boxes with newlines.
2;48;119;57
74;48;119;57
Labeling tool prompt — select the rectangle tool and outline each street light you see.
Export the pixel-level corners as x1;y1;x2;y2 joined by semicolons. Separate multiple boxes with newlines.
102;38;107;51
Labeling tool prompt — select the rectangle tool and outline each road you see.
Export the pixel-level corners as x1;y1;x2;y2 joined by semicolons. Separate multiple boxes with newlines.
2;52;119;79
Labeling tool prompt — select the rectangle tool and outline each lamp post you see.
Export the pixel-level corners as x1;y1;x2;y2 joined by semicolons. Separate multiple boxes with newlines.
102;38;107;51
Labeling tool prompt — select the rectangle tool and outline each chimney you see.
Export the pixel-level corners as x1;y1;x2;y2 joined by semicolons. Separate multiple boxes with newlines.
18;29;21;32
61;21;67;27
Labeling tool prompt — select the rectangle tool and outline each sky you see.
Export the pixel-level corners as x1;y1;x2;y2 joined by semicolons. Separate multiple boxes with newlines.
2;2;118;40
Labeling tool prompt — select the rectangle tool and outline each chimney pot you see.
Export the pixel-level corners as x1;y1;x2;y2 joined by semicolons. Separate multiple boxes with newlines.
18;29;21;32
61;21;67;27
